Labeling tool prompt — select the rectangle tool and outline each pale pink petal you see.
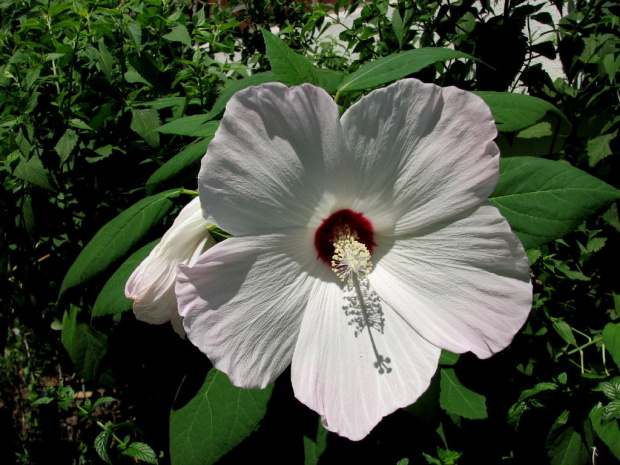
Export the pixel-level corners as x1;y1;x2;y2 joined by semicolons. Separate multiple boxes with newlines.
342;79;499;236
125;197;214;335
292;279;441;441
199;83;355;236
176;230;328;389
370;203;532;359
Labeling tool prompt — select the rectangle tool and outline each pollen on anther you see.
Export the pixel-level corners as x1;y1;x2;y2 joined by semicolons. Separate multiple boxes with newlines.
331;227;373;283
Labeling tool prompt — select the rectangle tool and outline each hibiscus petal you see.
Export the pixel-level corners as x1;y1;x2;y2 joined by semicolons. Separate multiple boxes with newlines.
199;83;355;236
370;203;532;359
342;79;499;235
126;197;213;333
176;231;327;389
292;279;441;441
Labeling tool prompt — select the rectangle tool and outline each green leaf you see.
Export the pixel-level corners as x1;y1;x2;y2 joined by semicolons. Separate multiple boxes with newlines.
121;442;158;464
590;406;620;460
92;240;160;317
489;157;620;249
97;39;114;82
54;128;78;163
163;24;192;47
517;121;553;139
170;369;274;465
553;320;578;346
157;117;218;137
93;396;117;408
587;132;616;167
204;72;277;121
94;429;112;464
439;368;487;420
603;323;620;369
473;91;567;132
439;350;460;366
13;155;55;191
130;108;160;148
61;306;108;381
337;48;475;93
60;189;181;296
261;28;318;86
146;136;213;194
317;68;345;95
545;411;590;465
125;19;142;53
303;420;328;465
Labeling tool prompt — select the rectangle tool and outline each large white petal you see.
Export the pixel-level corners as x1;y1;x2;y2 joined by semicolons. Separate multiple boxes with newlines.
176;231;329;389
342;79;499;236
199;83;355;236
125;197;214;334
370;203;532;359
292;279;441;441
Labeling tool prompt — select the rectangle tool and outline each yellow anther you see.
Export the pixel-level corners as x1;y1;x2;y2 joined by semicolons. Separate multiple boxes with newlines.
331;227;373;284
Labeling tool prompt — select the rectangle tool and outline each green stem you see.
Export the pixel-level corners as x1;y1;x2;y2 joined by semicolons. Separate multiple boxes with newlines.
566;336;603;355
181;188;198;196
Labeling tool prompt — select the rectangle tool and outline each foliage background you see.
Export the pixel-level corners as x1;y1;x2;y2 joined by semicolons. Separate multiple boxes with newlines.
1;0;619;463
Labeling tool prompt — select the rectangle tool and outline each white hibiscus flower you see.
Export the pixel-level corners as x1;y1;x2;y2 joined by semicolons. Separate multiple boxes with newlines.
125;196;215;336
175;79;533;440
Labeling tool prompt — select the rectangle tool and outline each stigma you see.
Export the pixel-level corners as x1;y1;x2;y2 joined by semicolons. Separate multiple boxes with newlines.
331;227;373;283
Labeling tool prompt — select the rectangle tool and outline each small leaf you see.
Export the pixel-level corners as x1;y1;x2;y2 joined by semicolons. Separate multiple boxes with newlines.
261;28;318;86
602;400;620;423
303;420;328;465
54;128;78;163
13;155;55;191
474;92;567;132
517;121;553;139
163;24;192;47
60;189;180;296
170;369;273;465
489;157;620;249
587;132;616;167
94;396;118;408
94;429;112;464
125;19;142;52
92;240;160;317
61;306;108;381
130;108;160;148
121;442;158;464
439;368;487;420
553;320;578;346
603;323;620;369
337;48;475;93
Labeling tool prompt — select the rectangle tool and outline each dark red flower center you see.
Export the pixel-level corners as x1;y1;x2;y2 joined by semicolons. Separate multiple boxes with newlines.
314;209;376;265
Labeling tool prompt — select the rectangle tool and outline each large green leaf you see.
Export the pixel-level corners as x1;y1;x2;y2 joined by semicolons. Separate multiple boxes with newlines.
61;306;108;381
170;369;273;465
489;157;620;249
157;117;218;137
439;368;487;420
545;411;590;465
146;136;213;194
92;240;160;318
473;91;566;132
261;28;319;86
203;72;277;122
590;405;620;460
337;48;474;93
60;189;181;296
603;323;620;369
